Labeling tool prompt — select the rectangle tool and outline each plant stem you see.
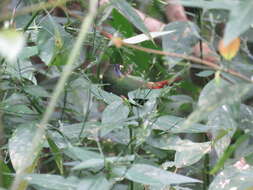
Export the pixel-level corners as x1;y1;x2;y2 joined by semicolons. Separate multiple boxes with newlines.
129;126;134;190
10;1;98;190
203;135;210;190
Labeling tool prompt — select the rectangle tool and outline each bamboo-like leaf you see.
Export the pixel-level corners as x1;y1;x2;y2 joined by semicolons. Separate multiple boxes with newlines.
112;164;201;186
110;0;150;36
47;135;64;175
25;174;78;190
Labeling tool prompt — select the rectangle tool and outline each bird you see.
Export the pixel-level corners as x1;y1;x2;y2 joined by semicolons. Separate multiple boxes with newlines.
102;64;181;96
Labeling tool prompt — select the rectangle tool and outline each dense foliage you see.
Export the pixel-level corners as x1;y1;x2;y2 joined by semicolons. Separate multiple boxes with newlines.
1;0;253;190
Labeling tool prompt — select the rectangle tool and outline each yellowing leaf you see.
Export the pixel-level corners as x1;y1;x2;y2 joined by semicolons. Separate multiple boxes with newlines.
218;37;240;60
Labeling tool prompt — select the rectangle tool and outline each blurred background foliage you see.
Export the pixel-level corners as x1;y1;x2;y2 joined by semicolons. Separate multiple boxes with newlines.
1;0;253;190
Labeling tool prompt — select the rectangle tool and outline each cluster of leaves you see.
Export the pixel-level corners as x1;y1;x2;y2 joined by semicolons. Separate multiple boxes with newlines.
1;0;253;190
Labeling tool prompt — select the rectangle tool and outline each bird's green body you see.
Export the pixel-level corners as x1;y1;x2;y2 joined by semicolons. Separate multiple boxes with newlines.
103;64;146;96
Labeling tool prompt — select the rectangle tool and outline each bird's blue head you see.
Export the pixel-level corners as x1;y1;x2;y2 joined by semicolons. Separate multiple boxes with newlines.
113;64;123;77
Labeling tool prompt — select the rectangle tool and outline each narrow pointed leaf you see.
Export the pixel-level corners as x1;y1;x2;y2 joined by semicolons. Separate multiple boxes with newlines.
47;135;64;174
72;155;134;170
77;175;112;190
113;164;201;186
25;174;78;190
110;0;150;36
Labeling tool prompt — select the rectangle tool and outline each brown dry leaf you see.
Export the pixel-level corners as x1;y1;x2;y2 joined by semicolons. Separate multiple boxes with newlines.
218;37;240;60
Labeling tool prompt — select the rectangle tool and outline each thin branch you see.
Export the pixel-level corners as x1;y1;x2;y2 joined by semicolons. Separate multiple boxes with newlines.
96;28;252;83
123;42;252;83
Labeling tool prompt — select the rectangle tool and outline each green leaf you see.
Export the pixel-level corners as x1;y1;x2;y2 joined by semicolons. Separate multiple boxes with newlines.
37;15;73;65
59;122;102;140
179;0;250;45
19;46;38;60
181;79;253;131
110;0;150;36
24;85;50;98
162;22;199;67
102;101;129;124
47;134;64;175
179;0;235;10
210;134;250;175
113;164;201;186
25;174;79;190
72;155;134;170
66;78;95;121
238;104;253;134
77;175;112;190
224;0;253;45
147;135;211;167
152;115;211;133
195;70;214;77
0;159;12;188
72;159;105;170
209;158;253;190
100;100;130;136
110;9;134;37
128;89;162;100
128;89;161;119
4;104;35;115
103;127;130;145
8;123;38;171
207;105;237;158
5;59;36;83
64;146;101;161
90;85;122;104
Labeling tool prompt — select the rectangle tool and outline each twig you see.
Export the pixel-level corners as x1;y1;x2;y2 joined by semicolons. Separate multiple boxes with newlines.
96;28;252;83
122;42;252;83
